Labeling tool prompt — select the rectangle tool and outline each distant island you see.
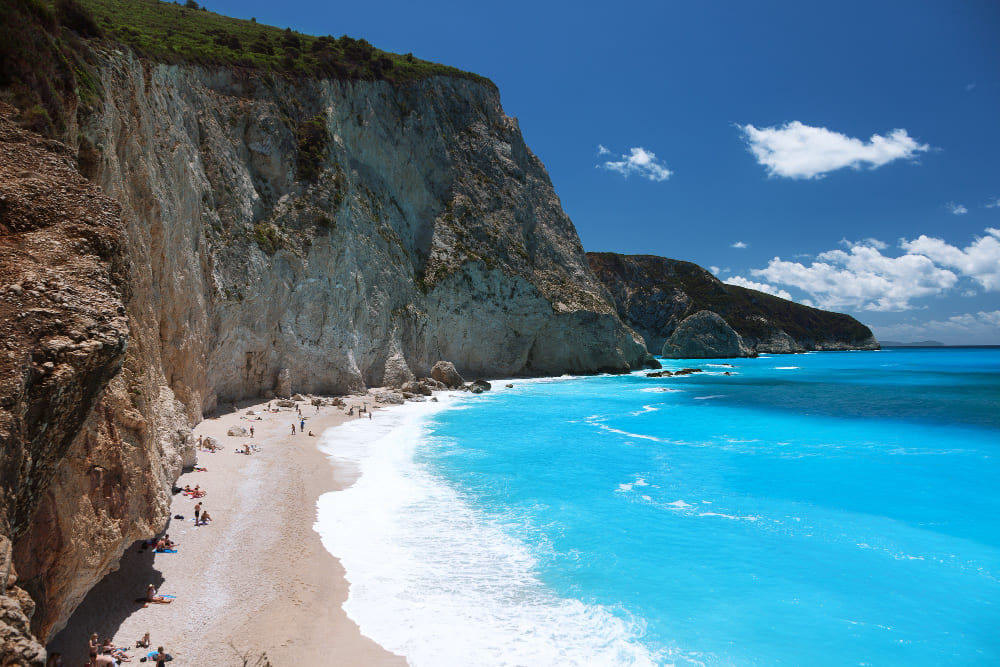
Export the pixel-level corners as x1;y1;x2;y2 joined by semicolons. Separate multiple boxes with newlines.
880;340;945;347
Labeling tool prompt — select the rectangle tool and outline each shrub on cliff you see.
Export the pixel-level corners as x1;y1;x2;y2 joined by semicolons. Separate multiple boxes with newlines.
295;114;330;182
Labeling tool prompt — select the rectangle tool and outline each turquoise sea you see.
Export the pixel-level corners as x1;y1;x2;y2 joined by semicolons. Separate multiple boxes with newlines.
315;348;1000;666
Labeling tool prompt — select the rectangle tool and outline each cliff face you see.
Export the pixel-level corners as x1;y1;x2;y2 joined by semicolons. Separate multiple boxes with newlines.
0;102;193;661
587;253;879;356
1;43;649;657
87;53;646;418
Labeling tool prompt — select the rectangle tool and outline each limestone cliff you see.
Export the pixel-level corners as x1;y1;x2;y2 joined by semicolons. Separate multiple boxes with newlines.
82;53;646;417
1;10;651;659
588;253;879;356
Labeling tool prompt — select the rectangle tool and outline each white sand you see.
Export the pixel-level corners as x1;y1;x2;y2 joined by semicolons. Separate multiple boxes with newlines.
47;397;406;666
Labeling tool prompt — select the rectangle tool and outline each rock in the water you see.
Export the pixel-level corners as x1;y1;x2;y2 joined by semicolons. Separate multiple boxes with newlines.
470;379;491;393
227;426;247;437
431;361;464;389
662;311;755;359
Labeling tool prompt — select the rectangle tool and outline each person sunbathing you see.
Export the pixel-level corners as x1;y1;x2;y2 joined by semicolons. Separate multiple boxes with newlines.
135;632;150;649
182;484;192;493
198;511;212;525
145;584;172;604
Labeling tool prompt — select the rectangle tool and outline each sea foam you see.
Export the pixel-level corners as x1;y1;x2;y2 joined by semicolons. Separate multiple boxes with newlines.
314;395;663;666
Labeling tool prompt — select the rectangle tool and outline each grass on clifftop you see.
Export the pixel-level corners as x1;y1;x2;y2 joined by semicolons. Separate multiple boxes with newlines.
75;0;493;86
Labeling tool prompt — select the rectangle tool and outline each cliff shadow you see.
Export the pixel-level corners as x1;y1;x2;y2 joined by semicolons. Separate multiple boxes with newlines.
45;540;165;663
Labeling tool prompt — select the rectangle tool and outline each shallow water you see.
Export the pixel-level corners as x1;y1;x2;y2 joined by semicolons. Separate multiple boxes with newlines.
316;348;1000;666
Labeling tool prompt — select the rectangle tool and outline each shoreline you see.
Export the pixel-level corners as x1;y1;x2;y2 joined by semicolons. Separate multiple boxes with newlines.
47;395;407;666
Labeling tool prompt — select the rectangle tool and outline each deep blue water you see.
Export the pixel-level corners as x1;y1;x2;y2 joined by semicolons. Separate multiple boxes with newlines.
317;348;1000;666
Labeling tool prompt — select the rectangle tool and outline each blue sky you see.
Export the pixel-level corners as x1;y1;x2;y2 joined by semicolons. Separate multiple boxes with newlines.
205;0;1000;344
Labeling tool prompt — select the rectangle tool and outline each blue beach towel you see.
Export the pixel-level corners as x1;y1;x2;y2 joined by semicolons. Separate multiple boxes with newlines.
157;549;178;553
147;651;173;661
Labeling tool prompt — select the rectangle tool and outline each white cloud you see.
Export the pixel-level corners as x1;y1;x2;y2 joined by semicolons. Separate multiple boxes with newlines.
600;147;673;182
840;237;887;250
900;228;1000;290
731;241;748;249
728;229;1000;313
985;197;1000;209
709;266;721;275
873;310;1000;345
738;121;930;179
946;201;968;215
965;83;976;92
748;245;957;311
597;144;611;156
724;276;793;301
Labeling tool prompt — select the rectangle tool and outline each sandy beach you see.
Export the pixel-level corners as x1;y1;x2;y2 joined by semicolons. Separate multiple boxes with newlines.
47;396;407;666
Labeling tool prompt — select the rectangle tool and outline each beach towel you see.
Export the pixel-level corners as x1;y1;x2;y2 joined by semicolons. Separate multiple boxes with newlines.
156;549;178;553
147;651;173;661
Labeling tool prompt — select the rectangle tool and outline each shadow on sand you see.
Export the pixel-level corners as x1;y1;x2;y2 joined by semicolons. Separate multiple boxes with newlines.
45;535;170;663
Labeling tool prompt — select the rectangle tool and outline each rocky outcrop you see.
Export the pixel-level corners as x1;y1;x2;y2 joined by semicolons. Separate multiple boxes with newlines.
0;103;195;661
588;253;879;357
662;311;755;359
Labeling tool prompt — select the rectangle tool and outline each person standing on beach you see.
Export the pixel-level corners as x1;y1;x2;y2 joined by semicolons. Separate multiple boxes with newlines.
194;502;201;525
249;425;254;438
291;424;296;435
300;418;305;431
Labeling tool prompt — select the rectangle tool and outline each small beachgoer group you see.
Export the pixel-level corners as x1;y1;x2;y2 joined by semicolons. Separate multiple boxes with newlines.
197;435;220;452
193;501;212;526
181;484;206;498
86;630;159;665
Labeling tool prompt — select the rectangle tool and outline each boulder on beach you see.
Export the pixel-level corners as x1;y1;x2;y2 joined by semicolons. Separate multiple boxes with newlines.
227;426;247;437
431;361;464;389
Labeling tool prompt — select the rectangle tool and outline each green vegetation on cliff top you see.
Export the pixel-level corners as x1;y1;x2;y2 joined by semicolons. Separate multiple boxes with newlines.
0;0;493;137
75;0;492;86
